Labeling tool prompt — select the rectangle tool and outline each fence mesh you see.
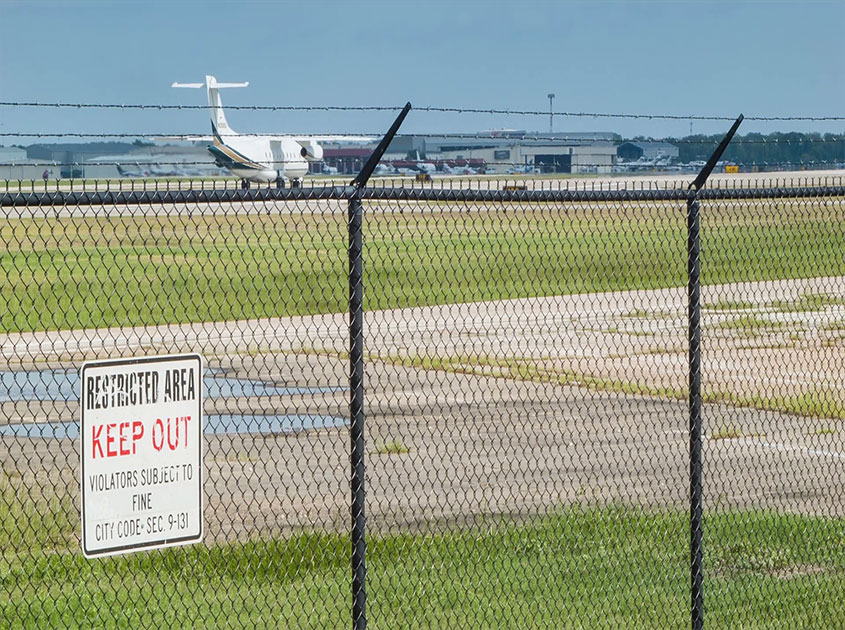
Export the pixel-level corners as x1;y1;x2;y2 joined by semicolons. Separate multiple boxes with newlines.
1;177;844;628
700;190;845;627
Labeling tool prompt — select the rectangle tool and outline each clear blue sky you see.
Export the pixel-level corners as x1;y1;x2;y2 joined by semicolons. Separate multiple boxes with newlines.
1;0;843;141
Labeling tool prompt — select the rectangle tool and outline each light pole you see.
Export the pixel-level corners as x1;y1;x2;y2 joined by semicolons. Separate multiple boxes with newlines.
547;93;555;134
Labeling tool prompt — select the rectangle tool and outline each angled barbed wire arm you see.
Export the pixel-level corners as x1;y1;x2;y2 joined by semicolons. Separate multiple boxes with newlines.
347;100;412;630
689;114;744;193
351;102;412;189
687;113;743;630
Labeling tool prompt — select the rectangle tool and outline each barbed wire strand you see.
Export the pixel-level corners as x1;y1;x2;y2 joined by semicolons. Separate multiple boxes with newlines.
1;101;844;122
4;132;845;145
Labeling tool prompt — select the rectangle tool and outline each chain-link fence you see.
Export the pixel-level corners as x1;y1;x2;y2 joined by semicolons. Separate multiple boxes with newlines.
2;175;844;628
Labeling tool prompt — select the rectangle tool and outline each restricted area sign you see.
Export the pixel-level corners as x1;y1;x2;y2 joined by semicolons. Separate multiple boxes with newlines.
80;354;203;558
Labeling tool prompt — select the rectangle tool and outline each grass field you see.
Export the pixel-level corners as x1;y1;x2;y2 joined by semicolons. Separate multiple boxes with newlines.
3;502;844;629
1;199;843;333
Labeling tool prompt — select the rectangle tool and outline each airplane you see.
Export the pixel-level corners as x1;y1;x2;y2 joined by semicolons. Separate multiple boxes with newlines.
95;157;220;178
171;76;373;189
615;155;664;172
372;163;396;176
116;164;150;178
387;158;435;176
442;162;477;175
411;151;437;174
506;164;540;175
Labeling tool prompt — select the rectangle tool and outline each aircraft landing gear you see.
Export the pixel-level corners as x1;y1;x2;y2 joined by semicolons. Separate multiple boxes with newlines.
275;176;285;189
240;179;251;190
291;178;303;188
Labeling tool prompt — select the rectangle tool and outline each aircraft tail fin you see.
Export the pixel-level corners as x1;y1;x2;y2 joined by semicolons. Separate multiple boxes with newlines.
172;75;249;138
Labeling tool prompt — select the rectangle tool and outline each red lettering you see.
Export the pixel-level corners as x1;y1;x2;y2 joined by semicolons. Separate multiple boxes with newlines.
92;421;145;459
167;417;179;450
152;418;164;451
92;424;104;459
132;421;144;453
106;423;117;457
119;421;131;456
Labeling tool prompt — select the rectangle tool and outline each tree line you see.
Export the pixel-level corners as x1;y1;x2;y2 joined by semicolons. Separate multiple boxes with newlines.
627;132;845;167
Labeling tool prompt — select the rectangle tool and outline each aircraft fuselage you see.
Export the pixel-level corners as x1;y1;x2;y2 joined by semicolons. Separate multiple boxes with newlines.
209;131;309;183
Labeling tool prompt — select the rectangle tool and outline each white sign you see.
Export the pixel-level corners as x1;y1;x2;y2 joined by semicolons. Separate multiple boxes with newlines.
80;354;203;557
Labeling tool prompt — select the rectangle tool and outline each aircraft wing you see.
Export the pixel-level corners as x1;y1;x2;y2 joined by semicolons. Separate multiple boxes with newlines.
154;135;375;142
154;135;215;142
283;135;375;143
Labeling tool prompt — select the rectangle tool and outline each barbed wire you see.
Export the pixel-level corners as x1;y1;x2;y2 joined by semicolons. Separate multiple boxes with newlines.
0;102;402;112
1;101;844;122
3;132;845;145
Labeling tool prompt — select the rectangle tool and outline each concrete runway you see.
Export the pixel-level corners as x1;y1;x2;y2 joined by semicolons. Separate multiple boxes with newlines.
3;169;844;192
2;173;843;544
3;275;845;542
3;169;843;220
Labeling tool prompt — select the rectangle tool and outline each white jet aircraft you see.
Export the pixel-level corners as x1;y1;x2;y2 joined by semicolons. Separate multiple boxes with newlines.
172;76;371;188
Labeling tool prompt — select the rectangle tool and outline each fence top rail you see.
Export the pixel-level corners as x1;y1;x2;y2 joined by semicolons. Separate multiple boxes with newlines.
2;181;845;208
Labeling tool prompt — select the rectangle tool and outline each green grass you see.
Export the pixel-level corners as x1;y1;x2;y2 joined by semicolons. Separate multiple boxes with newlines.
296;346;845;422
622;308;674;319
705;389;845;422
1;470;76;554
710;425;745;440
716;315;790;332
3;506;844;628
705;299;757;311
769;293;845;313
2;200;844;333
390;351;845;421
373;440;411;455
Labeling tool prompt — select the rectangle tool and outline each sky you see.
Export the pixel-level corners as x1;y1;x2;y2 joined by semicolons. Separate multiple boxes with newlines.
1;0;843;143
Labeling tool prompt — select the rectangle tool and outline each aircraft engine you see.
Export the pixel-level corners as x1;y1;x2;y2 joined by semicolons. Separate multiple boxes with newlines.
299;142;324;161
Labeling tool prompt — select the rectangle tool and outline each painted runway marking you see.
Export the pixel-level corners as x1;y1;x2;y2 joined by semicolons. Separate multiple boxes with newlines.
732;437;845;460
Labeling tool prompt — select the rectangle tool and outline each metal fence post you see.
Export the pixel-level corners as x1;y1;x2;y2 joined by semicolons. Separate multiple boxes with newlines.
687;194;704;630
348;190;367;630
347;102;412;630
686;114;743;630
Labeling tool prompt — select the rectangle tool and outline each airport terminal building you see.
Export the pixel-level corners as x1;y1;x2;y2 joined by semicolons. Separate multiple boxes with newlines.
0;143;223;180
0;146;61;180
382;131;619;174
322;131;620;175
2;130;631;180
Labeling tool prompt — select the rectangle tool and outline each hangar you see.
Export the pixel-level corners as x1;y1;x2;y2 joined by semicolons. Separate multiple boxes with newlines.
325;130;620;173
375;131;620;174
1;143;223;180
0;147;59;180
